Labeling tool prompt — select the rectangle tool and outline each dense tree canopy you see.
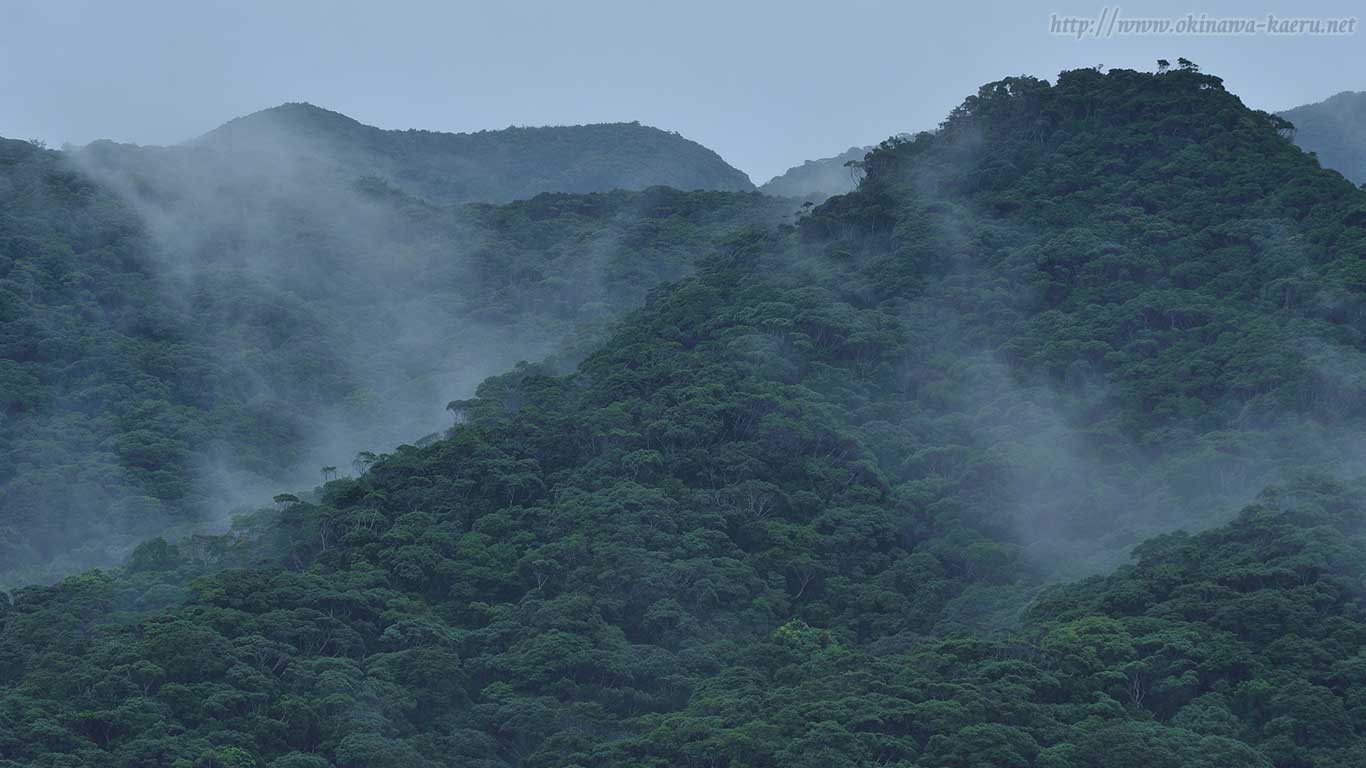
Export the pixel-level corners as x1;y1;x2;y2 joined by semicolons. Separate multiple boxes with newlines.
0;136;785;583
2;66;1366;767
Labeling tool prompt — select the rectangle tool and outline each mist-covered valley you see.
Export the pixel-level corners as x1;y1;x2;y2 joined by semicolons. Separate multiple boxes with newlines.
4;39;1366;768
0;113;787;583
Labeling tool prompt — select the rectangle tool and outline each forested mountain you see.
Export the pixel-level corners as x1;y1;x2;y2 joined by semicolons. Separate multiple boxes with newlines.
758;145;871;202
191;103;755;203
1279;91;1366;185
0;135;785;584
5;65;1366;768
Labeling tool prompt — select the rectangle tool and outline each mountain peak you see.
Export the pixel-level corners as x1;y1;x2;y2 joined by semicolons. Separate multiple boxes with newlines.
190;101;367;146
187;104;753;202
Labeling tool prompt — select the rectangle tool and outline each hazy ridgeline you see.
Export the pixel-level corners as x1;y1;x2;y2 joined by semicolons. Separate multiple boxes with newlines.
190;103;757;204
758;144;873;203
0;113;784;584
1280;90;1366;186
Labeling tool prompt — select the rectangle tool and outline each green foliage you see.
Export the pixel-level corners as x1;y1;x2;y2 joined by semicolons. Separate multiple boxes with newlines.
4;67;1366;767
0;134;783;582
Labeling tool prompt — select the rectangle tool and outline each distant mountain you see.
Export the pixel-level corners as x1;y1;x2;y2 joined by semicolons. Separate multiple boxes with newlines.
190;102;755;202
1278;90;1366;185
758;145;870;201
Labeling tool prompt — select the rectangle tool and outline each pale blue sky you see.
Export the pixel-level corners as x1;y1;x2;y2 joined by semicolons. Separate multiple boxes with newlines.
3;0;1362;182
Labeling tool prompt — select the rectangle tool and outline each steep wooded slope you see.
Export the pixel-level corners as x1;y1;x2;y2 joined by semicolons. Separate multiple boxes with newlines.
0;136;782;583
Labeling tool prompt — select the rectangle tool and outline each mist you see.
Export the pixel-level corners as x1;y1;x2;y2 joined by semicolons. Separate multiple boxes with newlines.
782;117;1366;588
10;69;1361;592
0;112;783;584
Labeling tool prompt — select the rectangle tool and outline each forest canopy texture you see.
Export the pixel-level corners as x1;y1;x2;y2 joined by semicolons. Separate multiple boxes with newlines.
3;66;1366;768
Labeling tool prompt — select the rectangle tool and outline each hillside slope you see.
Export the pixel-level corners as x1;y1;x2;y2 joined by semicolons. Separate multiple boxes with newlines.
0;135;783;584
1279;91;1366;185
192;103;755;203
3;67;1366;767
758;145;871;202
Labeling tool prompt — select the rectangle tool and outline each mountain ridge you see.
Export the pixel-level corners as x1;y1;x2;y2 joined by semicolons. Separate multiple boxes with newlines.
758;144;872;202
181;102;756;203
1278;89;1366;185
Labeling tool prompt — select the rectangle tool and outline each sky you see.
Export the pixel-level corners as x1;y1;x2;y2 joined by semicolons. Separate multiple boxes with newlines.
2;0;1363;183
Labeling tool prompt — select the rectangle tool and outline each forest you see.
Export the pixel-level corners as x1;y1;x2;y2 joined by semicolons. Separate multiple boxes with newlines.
0;133;784;584
2;65;1366;767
